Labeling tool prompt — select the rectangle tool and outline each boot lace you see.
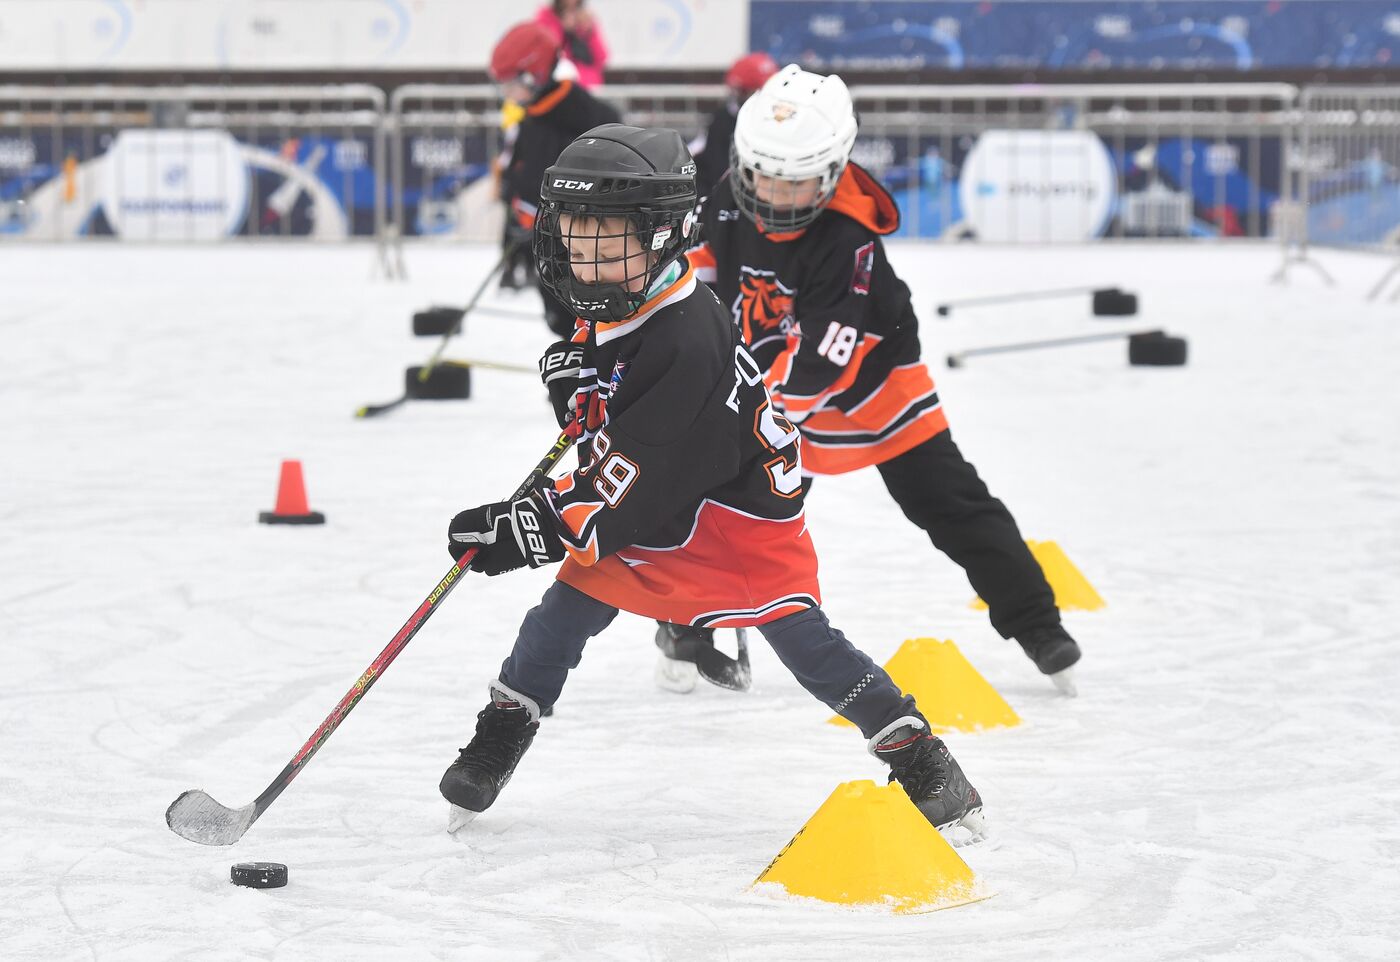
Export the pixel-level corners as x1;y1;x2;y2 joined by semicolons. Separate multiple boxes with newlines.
455;707;534;776
887;736;949;801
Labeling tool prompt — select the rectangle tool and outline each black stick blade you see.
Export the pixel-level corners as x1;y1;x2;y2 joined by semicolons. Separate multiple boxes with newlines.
697;628;752;692
166;789;259;846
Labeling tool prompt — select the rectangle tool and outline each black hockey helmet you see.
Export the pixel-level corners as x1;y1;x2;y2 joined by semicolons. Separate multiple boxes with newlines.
535;124;699;322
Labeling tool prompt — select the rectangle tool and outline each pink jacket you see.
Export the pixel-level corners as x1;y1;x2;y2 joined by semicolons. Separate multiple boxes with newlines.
535;6;609;88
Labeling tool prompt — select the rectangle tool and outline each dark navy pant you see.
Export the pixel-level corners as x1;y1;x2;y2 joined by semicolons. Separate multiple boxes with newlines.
499;581;916;739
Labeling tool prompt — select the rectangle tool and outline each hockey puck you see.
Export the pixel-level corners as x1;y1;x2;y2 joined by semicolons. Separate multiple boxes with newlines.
230;862;288;889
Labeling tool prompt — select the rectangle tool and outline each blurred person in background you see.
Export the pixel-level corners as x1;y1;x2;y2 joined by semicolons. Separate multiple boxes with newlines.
535;0;609;89
690;52;779;197
489;21;619;332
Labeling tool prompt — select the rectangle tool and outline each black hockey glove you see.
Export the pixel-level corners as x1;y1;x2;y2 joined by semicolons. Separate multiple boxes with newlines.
538;339;584;429
448;490;565;575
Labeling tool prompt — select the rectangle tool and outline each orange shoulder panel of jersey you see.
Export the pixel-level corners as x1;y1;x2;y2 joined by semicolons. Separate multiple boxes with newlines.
686;244;716;271
825;163;900;236
526;79;574;117
555;500;821;627
589;262;696;341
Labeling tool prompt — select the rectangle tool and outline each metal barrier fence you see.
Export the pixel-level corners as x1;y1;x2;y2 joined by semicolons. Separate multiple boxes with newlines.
386;83;729;245
847;83;1298;242
1276;85;1400;299
4;78;1398;297
0;84;386;242
387;81;1300;247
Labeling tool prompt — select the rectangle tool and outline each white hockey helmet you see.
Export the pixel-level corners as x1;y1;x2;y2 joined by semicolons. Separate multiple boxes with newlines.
729;64;858;232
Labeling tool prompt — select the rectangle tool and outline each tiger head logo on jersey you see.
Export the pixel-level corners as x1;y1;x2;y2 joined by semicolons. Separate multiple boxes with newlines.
733;266;796;344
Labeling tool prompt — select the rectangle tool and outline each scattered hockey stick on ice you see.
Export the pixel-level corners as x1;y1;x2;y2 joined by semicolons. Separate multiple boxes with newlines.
354;248;512;419
936;286;1137;318
946;329;1166;368
442;357;537;375
165;431;576;846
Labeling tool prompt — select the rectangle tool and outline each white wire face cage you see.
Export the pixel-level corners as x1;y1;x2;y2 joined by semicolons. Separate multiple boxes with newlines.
728;139;845;233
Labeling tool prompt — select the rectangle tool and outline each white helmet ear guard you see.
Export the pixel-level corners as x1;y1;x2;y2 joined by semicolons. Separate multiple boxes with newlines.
729;65;858;232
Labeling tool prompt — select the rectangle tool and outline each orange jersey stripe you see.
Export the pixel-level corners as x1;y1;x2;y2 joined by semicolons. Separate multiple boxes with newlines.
801;363;938;436
801;406;948;475
526;80;573;117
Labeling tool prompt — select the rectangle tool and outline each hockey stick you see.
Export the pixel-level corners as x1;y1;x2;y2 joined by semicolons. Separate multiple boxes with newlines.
440;357;537;375
696;627;752;691
936;286;1136;318
355;248;513;419
165;431;576;846
946;329;1164;368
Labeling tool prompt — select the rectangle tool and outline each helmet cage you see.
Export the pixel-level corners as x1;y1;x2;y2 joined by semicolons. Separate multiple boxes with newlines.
728;139;844;233
534;201;693;323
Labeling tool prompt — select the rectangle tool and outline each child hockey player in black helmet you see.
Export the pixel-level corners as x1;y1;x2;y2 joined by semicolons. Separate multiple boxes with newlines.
489;20;620;334
674;65;1082;694
440;123;986;843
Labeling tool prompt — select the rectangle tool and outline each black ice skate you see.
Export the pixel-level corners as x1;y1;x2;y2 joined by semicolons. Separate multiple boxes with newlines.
654;622;751;693
1016;624;1082;696
870;716;987;845
439;682;540;835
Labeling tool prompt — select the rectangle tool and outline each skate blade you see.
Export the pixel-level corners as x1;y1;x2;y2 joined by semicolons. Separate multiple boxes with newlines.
1049;666;1078;697
939;808;992;848
447;804;479;838
654;652;699;694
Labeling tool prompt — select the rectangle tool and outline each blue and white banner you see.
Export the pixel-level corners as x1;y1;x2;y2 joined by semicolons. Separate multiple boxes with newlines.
752;1;1400;71
0;130;374;240
0;0;746;71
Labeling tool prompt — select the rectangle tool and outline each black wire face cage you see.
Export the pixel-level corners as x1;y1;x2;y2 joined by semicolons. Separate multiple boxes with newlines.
534;204;687;323
728;141;841;234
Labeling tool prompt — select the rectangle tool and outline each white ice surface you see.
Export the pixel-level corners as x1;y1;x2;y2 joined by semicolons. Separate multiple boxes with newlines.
3;241;1399;961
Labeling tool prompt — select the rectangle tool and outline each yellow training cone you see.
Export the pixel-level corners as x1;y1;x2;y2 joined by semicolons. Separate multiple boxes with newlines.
753;780;988;914
829;638;1020;733
972;539;1105;611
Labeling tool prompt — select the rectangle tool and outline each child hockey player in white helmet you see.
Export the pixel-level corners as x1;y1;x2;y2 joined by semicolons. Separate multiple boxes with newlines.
440;124;986;843
671;65;1082;694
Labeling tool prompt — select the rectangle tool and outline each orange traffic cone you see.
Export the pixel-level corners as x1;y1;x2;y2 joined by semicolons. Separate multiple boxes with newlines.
258;460;326;525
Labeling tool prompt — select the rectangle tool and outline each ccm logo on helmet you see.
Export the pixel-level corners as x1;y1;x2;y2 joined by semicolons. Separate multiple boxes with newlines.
552;178;594;190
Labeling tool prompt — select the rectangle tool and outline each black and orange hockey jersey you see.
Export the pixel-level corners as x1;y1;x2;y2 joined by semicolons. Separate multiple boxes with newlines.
688;163;948;475
544;260;822;628
502;80;620;225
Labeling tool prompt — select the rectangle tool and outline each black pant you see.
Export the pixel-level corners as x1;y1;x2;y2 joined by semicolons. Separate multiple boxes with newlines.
501;581;916;739
870;430;1058;639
